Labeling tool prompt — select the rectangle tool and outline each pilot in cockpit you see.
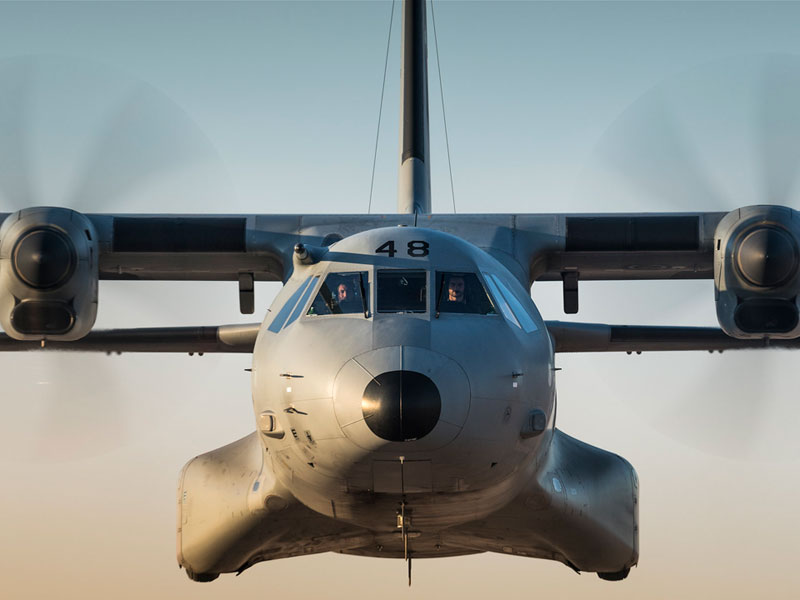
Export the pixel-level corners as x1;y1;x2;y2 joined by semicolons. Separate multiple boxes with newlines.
308;272;368;316
333;281;361;314
445;275;466;305
438;272;496;315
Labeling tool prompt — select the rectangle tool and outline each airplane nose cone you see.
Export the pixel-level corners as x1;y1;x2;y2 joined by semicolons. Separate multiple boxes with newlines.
361;371;441;442
334;346;469;451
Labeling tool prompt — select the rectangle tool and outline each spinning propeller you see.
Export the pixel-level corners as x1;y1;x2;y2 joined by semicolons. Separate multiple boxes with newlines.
576;54;800;461
0;55;231;461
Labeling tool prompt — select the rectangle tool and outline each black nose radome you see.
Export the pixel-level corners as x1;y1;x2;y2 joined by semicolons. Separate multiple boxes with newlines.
361;370;441;442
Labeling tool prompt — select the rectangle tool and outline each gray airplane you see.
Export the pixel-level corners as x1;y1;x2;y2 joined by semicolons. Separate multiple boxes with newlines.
1;0;799;585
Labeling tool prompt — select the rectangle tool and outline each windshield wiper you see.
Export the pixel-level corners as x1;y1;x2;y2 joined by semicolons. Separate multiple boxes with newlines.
434;273;445;318
358;273;369;318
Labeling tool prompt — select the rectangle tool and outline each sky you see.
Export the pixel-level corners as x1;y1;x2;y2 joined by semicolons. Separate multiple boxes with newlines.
1;1;800;598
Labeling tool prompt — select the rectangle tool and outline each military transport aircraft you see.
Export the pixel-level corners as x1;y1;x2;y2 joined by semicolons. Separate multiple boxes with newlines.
2;0;799;587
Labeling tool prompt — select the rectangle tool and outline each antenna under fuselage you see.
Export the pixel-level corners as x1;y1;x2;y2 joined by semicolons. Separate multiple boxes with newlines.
398;0;432;215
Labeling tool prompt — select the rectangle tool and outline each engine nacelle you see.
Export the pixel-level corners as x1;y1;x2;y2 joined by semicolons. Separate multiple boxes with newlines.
0;208;98;341
715;205;800;339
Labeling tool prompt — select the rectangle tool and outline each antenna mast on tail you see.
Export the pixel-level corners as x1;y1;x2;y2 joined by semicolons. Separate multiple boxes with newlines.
398;0;431;215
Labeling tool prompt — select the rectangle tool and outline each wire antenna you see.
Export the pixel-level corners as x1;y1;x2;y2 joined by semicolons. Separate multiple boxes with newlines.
431;0;456;213
368;0;396;214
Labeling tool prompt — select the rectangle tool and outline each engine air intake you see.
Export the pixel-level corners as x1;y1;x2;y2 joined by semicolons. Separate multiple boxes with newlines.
10;300;76;335
734;299;799;334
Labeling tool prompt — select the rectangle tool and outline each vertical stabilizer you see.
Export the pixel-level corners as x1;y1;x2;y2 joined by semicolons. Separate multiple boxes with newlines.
398;0;432;215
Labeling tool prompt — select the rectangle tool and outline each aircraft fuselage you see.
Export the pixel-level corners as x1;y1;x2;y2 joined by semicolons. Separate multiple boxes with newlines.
252;227;554;536
176;227;637;580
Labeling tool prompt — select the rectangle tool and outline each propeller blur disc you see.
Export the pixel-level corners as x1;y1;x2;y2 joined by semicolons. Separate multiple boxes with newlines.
0;55;235;461
572;54;800;462
577;54;800;213
0;54;231;213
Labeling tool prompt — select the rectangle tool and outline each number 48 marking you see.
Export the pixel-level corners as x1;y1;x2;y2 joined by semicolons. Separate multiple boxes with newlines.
375;240;429;257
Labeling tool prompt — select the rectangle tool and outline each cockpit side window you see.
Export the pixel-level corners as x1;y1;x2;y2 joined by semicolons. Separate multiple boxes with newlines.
484;273;538;333
435;272;497;315
483;274;520;329
267;275;315;333
307;271;369;317
377;270;427;313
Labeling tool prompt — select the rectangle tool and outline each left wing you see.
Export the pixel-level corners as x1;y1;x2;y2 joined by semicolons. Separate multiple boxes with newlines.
546;321;800;353
0;323;259;354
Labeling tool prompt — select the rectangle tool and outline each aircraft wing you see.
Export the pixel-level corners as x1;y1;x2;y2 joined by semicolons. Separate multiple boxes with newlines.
0;323;260;353
546;321;800;353
0;211;722;283
424;212;725;284
1;208;795;340
507;212;724;282
84;214;420;282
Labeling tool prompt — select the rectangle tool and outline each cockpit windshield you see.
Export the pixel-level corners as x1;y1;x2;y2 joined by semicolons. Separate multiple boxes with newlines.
435;272;496;315
377;270;427;313
307;271;368;316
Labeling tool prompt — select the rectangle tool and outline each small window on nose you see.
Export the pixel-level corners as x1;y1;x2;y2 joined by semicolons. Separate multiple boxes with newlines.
377;270;427;313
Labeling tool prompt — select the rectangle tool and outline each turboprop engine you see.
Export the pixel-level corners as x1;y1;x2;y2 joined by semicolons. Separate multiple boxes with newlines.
714;205;800;339
0;207;98;340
